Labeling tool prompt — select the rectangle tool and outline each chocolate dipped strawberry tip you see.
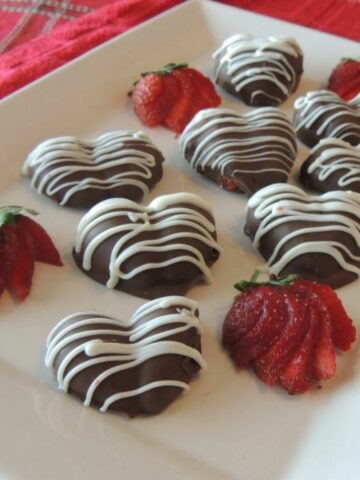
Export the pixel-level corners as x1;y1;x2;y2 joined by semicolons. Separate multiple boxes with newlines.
234;270;298;293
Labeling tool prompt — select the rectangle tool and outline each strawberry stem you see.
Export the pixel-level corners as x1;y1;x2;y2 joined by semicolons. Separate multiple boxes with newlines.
234;270;298;292
141;62;188;77
0;206;38;228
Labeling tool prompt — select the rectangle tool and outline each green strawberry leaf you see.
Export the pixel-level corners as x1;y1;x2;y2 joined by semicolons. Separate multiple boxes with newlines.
0;206;38;228
234;270;298;292
141;62;188;77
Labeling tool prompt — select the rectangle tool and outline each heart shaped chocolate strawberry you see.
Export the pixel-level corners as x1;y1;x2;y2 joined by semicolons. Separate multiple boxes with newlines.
213;34;303;106
179;107;297;197
300;138;360;193
22;131;164;209
73;192;222;298
45;296;206;417
245;183;360;288
293;90;360;147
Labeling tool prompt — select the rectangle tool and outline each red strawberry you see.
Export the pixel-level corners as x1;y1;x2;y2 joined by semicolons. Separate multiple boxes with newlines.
327;58;360;101
312;300;336;380
223;272;356;394
15;215;63;266
224;286;288;367
223;286;266;348
254;292;310;386
0;205;62;303
6;226;35;301
131;73;167;127
164;68;198;134
0;224;19;293
131;63;221;134
312;283;356;351
280;302;319;394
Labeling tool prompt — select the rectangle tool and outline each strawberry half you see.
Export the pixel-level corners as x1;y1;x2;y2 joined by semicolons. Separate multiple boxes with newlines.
130;63;221;134
280;302;319;394
6;226;35;301
15;215;63;266
0;205;62;303
327;58;360;101
223;272;356;394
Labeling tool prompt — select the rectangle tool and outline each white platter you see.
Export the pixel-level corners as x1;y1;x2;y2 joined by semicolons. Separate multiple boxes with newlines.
0;1;359;479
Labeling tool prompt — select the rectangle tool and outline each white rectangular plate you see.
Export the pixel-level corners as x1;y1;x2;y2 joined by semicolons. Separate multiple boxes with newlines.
0;1;359;479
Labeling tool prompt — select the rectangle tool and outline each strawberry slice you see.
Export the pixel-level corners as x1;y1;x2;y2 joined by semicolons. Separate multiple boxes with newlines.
312;299;336;380
185;67;221;108
0;224;20;294
280;302;320;394
6;226;35;301
15;215;62;266
312;283;356;351
254;292;310;386
327;58;360;101
228;288;288;367
131;73;166;127
164;69;197;134
223;286;268;348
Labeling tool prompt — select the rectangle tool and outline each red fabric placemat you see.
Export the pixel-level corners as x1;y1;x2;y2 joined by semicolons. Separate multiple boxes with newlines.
0;0;359;100
221;0;360;42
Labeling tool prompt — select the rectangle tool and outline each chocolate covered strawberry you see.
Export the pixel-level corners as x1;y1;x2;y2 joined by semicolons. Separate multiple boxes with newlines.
0;206;62;301
327;58;360;101
130;63;221;134
223;272;356;394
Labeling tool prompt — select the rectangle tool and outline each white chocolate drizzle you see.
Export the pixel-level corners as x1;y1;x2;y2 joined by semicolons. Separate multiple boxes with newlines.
22;131;163;205
294;91;360;142
179;107;297;180
45;296;206;412
74;193;222;288
305;138;360;188
247;183;360;277
213;34;302;104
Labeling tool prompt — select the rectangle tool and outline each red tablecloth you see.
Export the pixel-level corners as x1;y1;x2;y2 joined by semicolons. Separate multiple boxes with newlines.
0;0;359;99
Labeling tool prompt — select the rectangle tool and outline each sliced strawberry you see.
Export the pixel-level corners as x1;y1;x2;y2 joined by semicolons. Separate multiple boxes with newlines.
164;68;196;134
131;73;166;127
0;224;20;289
15;215;62;266
185;67;221;108
222;287;266;348
254;291;310;386
327;58;360;101
0;234;6;296
312;283;356;351
312;299;336;380
229;288;288;367
6;226;35;301
280;302;320;394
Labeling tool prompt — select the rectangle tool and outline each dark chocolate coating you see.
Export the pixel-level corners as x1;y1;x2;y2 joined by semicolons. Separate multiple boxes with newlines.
245;185;360;288
293;91;360;148
179;108;297;197
24;133;164;209
300;139;360;193
73;199;221;299
48;304;202;417
213;38;303;106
